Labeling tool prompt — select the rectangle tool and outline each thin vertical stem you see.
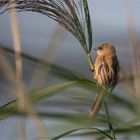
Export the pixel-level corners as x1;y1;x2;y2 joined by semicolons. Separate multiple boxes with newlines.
26;100;49;139
86;53;94;75
125;1;140;100
104;102;116;140
8;0;26;139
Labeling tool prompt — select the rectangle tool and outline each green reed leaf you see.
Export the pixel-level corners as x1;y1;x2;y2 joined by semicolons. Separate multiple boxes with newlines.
0;45;82;81
0;79;99;120
52;128;113;140
82;0;93;53
104;102;116;140
0;81;77;120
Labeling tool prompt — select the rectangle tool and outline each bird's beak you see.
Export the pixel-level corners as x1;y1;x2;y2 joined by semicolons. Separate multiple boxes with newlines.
94;47;98;51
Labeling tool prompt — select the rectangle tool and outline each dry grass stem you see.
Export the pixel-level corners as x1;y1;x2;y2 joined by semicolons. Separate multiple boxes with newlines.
8;0;26;139
26;102;49;139
30;25;65;88
125;1;140;101
8;1;49;139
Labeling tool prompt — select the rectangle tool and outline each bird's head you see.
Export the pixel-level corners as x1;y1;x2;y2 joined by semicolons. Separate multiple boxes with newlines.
94;43;116;56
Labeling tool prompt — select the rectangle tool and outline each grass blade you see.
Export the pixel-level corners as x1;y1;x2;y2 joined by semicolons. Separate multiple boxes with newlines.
104;102;116;140
0;81;77;120
0;46;82;80
52;128;113;140
82;0;93;53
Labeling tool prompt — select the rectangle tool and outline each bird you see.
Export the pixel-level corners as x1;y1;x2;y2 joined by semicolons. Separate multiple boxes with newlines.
90;43;120;117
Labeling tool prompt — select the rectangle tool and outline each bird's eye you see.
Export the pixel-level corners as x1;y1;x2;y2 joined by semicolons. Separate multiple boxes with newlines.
98;46;102;50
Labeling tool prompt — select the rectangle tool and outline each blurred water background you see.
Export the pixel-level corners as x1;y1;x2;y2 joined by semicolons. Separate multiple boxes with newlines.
0;0;140;140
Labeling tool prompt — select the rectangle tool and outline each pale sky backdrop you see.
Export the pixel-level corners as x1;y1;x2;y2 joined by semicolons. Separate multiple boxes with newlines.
0;0;139;68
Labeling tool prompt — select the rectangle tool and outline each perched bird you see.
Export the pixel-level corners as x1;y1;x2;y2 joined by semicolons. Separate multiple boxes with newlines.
90;43;120;117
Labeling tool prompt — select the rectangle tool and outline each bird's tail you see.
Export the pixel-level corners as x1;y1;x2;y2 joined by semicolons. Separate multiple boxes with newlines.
90;89;105;117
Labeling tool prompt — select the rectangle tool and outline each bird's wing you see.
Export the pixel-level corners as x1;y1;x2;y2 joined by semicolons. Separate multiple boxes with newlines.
90;61;109;117
110;56;120;89
98;61;110;86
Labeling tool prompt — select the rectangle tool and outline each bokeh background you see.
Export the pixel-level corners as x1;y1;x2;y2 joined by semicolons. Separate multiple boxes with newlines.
0;0;140;140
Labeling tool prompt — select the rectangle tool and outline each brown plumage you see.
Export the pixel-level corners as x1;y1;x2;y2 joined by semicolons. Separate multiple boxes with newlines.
90;43;119;117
